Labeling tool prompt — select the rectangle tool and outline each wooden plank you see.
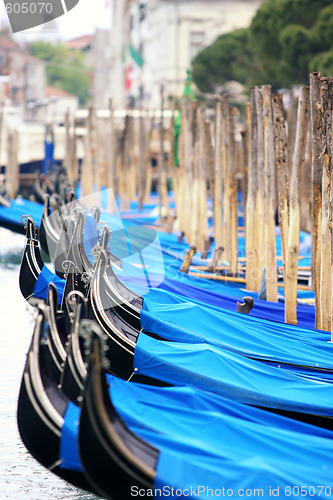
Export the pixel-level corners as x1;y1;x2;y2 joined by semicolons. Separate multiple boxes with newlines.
188;271;311;290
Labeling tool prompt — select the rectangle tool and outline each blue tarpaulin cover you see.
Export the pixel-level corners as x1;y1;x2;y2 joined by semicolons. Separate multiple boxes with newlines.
134;332;333;416
140;298;332;367
0;198;43;230
32;264;65;304
108;375;333;499
59;401;82;472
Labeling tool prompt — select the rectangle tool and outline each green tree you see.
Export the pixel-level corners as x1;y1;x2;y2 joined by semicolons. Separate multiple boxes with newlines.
192;0;333;93
278;24;312;85
311;4;333;51
249;0;332;87
30;41;91;105
192;29;258;93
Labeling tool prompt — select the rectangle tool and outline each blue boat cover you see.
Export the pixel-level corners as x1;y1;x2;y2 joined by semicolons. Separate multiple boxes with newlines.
134;333;333;416
32;265;65;304
59;401;82;472
0;198;43;230
42;139;55;174
140;298;332;368
108;375;333;499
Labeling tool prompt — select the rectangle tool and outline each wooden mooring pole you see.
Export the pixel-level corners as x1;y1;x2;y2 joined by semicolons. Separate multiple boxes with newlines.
309;73;323;330
284;86;310;325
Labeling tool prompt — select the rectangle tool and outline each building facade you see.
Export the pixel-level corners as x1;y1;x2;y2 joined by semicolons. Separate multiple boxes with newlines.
110;0;263;108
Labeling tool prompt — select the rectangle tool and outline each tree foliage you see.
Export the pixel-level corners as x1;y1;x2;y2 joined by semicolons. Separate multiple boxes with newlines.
30;41;91;105
192;0;333;93
192;29;259;93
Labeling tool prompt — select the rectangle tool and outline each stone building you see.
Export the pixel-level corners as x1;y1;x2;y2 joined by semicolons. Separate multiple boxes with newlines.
110;0;263;108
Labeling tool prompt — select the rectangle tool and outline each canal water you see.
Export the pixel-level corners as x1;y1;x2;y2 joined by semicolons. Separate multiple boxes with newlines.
0;228;101;500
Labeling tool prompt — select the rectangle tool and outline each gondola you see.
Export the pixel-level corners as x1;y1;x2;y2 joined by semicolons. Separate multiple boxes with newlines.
78;321;157;499
78;321;333;500
38;195;60;259
19;215;65;306
17;302;97;495
53;215;77;279
19;215;44;301
59;291;91;403
33;171;49;205
46;283;69;375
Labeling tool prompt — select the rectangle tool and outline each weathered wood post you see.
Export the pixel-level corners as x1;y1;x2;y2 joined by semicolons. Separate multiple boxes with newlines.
64;110;72;182
309;73;323;330
246;88;259;291
80;105;94;201
240;125;249;227
6;128;19;199
284;86;310;325
205;120;215;219
177;100;186;237
190;108;200;249
272;93;289;295
197;106;209;254
228;106;238;275
255;87;265;289
222;97;231;266
143;115;154;203
168;99;179;227
107;99;118;213
71;119;78;186
124;113;133;211
213;101;223;257
262;85;278;302
137;91;145;210
319;77;333;333
182;97;195;243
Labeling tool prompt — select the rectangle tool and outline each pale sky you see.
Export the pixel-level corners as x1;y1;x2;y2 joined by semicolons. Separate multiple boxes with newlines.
1;0;112;41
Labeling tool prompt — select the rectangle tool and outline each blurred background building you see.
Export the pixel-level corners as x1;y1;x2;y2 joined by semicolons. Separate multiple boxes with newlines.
110;0;263;108
0;0;264;115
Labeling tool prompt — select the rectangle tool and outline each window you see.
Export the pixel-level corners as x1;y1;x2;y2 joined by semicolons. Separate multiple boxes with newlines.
190;31;205;61
139;3;146;22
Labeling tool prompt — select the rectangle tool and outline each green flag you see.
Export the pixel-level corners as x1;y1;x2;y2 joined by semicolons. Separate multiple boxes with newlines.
129;43;144;68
